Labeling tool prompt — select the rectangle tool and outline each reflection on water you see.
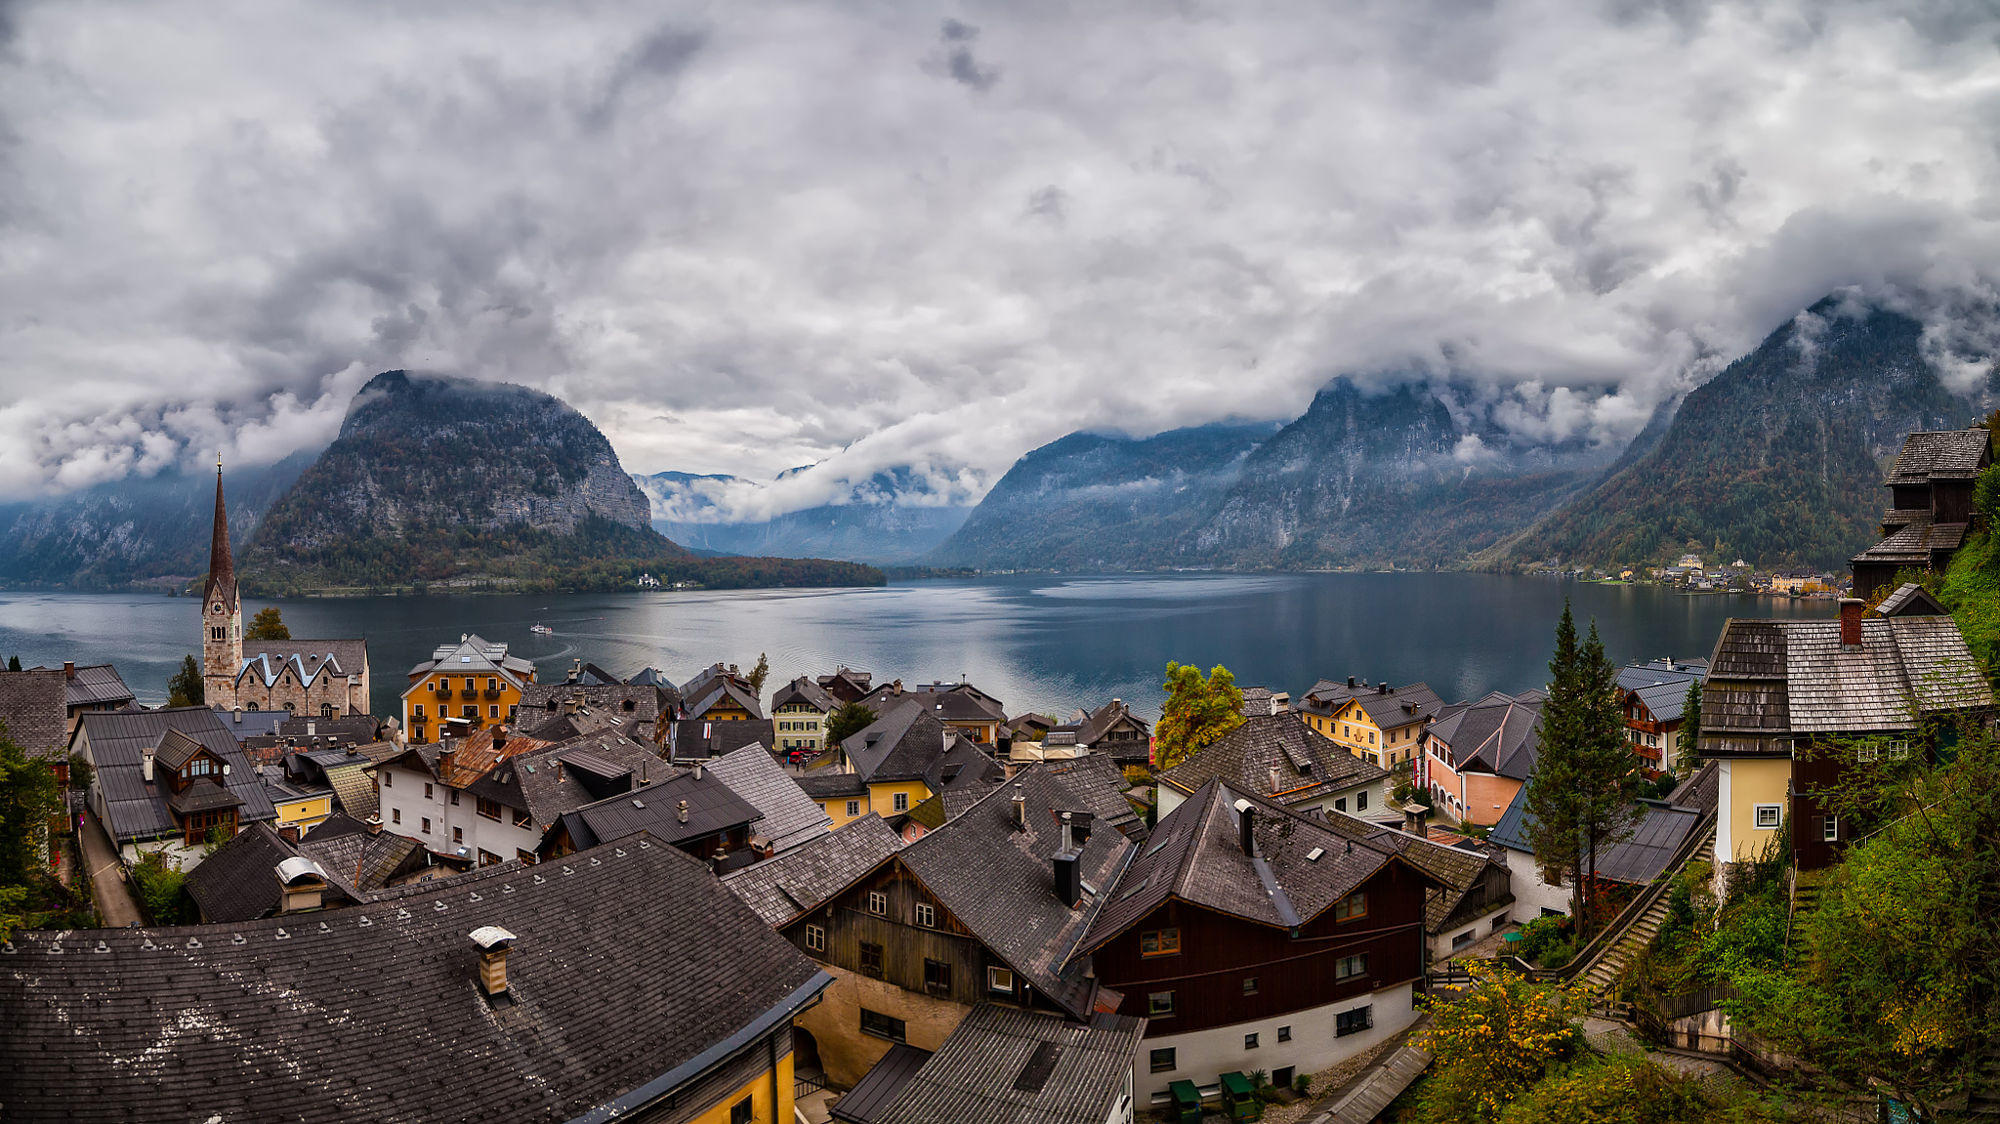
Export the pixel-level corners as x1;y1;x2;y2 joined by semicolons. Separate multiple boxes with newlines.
0;574;1830;723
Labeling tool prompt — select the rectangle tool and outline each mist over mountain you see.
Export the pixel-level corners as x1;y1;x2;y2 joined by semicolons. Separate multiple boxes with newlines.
1495;298;2000;570
634;468;972;564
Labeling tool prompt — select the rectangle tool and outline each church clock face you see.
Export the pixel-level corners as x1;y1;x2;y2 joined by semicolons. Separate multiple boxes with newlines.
212;603;223;614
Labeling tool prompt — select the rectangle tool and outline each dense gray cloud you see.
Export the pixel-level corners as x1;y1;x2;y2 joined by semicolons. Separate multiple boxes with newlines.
2;0;1998;513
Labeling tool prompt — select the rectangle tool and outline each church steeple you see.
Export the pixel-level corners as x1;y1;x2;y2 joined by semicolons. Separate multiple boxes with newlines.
202;454;242;704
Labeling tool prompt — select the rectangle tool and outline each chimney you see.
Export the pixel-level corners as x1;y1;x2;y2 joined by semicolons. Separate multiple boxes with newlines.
492;726;508;752
1054;851;1081;908
677;799;690;824
63;661;75;680
345;744;358;757
1403;803;1430;837
1059;811;1074;851
470;926;516;997
1839;598;1864;647
1011;783;1027;830
367;815;383;835
691;760;703;780
1111;698;1122;709
275;857;328;914
1377;682;1389;695
1347;676;1357;689
1268;766;1281;793
1233;798;1255;857
141;744;154;783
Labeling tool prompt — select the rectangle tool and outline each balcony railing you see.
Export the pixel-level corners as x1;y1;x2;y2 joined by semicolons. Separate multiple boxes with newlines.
434;686;454;700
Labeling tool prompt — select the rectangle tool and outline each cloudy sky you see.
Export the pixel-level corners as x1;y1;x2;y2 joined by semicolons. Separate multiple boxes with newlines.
2;0;1997;516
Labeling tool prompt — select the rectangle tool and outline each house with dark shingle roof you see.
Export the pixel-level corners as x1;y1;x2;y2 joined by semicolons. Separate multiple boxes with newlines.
1853;426;1992;598
1;834;832;1124
1418;689;1545;826
770;762;1140;1087
542;758;763;869
21;661;135;734
75;706;278;871
665;716;778;762
773;675;840;757
857;680;1008;745
1306;681;1443;770
519;679;666;744
1702;599;1991;883
1157;712;1390;822
723;813;906;928
0;669;70;767
704;743;832;855
680;662;765;720
824;703;1005;831
1309;806;1515;960
1616;658;1708;774
183;816;429;923
1070;698;1152;766
1079;780;1443;1104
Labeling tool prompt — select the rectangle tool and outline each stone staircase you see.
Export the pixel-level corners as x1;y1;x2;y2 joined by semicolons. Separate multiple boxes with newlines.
1578;836;1714;995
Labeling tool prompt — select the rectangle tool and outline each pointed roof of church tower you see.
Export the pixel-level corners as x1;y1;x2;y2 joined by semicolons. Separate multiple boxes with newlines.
204;455;237;607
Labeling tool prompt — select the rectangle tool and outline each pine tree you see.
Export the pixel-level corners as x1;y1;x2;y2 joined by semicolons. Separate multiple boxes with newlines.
5;656;20;672
1575;622;1641;936
1674;678;1703;776
1524;602;1587;920
166;655;204;708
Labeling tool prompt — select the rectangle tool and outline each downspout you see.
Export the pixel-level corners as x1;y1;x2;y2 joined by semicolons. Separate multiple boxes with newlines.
770;1028;779;1123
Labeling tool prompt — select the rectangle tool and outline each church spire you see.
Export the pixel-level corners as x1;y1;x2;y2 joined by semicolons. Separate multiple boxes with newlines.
204;454;237;607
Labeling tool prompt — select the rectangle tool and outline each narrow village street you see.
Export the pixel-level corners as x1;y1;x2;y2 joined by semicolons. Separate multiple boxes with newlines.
78;811;141;927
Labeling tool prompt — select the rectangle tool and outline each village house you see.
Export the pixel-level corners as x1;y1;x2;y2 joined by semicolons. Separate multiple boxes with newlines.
260;773;334;838
1851;426;1993;599
518;678;667;744
756;762;1137;1087
21;661;134;735
665;716;779;761
1238;686;1290;717
1155;712;1391;821
1313;680;1443;770
1701;594;1991;888
1066;698;1153;766
183;815;429;922
200;466;370;718
724;814;908;931
1418;689;1545;826
1078;781;1442;1106
401;633;535;745
282;739;400;823
541;756;764;869
0;669;76;846
809;703;1004;830
857;679;1008;746
1617;658;1708;775
1;835;833;1124
774;675;840;757
834;1003;1145;1124
1489;761;1720;919
374;726;668;867
74;707;278;870
1310;806;1516;961
680;662;765;721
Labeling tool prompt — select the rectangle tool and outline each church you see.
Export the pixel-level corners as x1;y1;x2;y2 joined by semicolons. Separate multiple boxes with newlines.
200;464;371;717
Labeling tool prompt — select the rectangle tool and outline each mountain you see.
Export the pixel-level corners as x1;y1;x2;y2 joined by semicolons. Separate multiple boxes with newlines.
0;453;315;589
1494;298;1999;571
634;468;972;564
926;421;1280;570
244;371;880;592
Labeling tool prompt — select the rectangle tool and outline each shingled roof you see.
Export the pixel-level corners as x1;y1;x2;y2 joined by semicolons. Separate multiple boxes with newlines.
843;706;958;783
773;676;838;712
704;744;832;853
1309;807;1507;934
0;836;831;1124
519;681;663;740
1340;682;1445;730
1424;690;1545;780
184;821;347;922
667;717;776;760
553;765;761;852
1852;511;1968;566
722;813;905;927
0;669;69;761
1885;427;1992;485
1157;712;1389;805
869;1005;1148;1124
48;663;134;709
80;708;277;843
1701;614;1993;755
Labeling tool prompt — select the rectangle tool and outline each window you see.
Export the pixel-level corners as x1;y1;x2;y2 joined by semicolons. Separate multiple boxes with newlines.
859;941;884;978
462;706;476;719
1753;804;1781;830
421;817;432;834
1336;953;1368;980
1335;798;1348;812
424;782;434;800
1857;743;1878;763
1822;816;1839;842
730;1095;753;1124
1244;1033;1259;1050
1888;740;1910;760
1139;928;1181;957
989;966;1015;994
893;792;909;812
478;849;501;866
1334;892;1368;922
513;808;531;827
860;1008;906;1043
1336;1006;1373;1037
414;704;425;718
1277;1025;1292;1043
1357;790;1368;810
1147;990;1175;1016
489;705;499;719
382;771;392;787
804;924;825;952
923;958;952;995
1243;976;1259;995
449;790;460;806
464;678;475;692
391;808;401;824
516;849;538;864
1149;1048;1177;1074
487;677;497;691
868;891;887;915
452;826;463;845
915;902;936;928
477;797;502;821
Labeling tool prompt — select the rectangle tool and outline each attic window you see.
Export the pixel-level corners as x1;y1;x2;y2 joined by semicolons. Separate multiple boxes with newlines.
460;656;471;663
1306;847;1324;862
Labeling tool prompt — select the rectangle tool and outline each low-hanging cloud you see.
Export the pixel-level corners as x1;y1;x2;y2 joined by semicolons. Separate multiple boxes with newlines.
2;0;1998;513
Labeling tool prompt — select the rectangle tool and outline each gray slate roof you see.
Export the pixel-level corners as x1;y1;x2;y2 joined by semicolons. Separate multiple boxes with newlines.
0;835;828;1124
798;770;869;800
1309;806;1506;934
519;682;663;740
554;767;762;851
502;730;676;826
81;708;277;842
844;705;957;783
1853;511;1968;565
1490;763;1716;885
1158;712;1389;805
0;670;68;761
871;1005;1148;1124
668;717;776;760
184;821;346;922
722;813;905;927
1424;690;1545;780
1885;427;1991;484
404;633;532;692
701;745;831;853
1873;582;1950;618
1342;683;1445;730
834;1044;935;1123
46;663;134;709
773;676;838;713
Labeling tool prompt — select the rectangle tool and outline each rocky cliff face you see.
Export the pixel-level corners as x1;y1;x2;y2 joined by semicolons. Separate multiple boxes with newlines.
244;370;688;589
1500;298;1998;570
0;454;313;588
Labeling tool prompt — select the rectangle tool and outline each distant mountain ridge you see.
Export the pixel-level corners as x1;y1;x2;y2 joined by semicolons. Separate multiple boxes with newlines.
633;468;973;564
1495;299;1999;571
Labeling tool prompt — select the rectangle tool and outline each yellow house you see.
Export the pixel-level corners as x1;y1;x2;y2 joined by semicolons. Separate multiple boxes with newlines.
772;676;837;755
807;702;1005;830
401;633;536;745
1316;681;1444;769
263;777;333;836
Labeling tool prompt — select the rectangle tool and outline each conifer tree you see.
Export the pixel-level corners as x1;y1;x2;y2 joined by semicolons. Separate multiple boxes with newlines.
1575;622;1641;934
1524;602;1587;920
1674;678;1702;776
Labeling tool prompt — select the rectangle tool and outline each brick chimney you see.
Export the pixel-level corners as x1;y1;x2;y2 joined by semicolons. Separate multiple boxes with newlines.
63;661;75;680
1403;803;1430;837
1839;598;1865;647
492;726;508;752
470;926;516;997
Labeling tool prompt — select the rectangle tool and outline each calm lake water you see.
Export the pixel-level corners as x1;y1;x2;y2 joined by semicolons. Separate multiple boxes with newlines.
0;574;1830;721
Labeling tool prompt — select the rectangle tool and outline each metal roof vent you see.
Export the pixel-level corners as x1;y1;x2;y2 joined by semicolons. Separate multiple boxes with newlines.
470;925;516;999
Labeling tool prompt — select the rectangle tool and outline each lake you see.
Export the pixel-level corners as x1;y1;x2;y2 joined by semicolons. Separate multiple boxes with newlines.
0;574;1830;721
